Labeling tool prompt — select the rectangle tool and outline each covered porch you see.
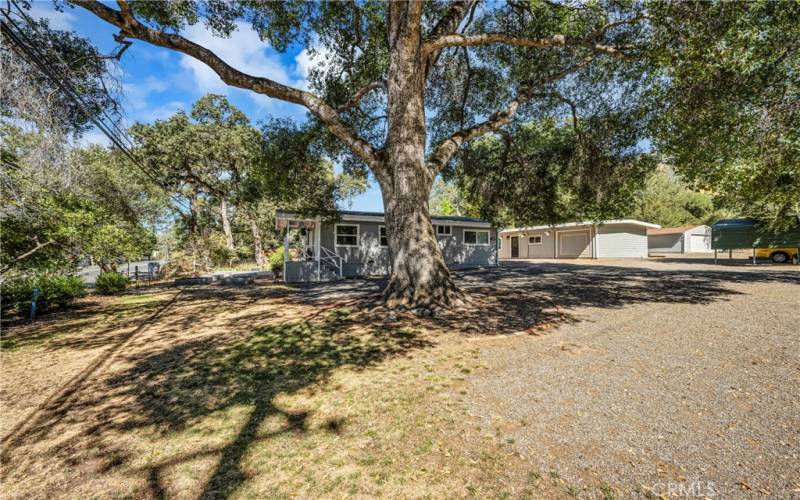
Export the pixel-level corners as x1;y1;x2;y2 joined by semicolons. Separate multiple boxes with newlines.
275;214;342;282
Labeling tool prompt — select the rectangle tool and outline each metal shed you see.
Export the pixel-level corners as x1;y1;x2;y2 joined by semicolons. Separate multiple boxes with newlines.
711;218;800;249
711;218;800;263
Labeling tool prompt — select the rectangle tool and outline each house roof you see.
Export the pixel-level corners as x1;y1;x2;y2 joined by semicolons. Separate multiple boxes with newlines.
711;218;758;228
335;210;489;224
646;225;702;236
499;219;660;235
275;209;492;227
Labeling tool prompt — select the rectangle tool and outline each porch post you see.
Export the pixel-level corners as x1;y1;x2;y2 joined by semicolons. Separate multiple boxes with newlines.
283;228;289;280
315;221;321;280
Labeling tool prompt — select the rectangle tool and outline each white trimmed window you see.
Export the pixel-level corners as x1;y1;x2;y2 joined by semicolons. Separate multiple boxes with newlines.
529;235;542;245
335;224;359;247
379;226;388;247
464;229;490;245
436;225;452;236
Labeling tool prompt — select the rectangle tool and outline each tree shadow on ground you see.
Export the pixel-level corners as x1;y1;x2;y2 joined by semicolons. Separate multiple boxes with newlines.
3;262;797;498
432;262;799;335
2;304;432;499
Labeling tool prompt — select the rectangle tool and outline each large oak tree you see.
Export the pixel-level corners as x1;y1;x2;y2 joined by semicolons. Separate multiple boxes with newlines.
67;0;798;309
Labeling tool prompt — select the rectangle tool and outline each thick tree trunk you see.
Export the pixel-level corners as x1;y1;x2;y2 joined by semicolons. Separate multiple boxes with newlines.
381;177;466;311
379;1;466;311
250;219;265;268
220;199;235;253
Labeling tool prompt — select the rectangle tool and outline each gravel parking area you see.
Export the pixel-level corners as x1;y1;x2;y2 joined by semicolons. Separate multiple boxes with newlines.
464;259;800;497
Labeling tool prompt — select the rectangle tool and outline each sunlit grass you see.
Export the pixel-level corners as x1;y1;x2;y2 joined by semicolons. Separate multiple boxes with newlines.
1;288;565;499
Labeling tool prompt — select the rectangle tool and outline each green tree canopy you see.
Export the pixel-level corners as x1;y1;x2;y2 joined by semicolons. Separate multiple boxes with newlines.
64;0;800;308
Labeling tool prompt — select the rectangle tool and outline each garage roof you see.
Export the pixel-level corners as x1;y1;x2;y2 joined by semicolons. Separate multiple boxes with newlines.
646;225;702;236
499;219;660;235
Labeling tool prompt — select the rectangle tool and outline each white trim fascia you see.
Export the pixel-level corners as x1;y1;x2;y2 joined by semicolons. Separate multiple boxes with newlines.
278;212;491;228
341;214;385;223
463;228;491;246
593;224;600;258
334;223;360;248
500;219;661;235
435;220;491;228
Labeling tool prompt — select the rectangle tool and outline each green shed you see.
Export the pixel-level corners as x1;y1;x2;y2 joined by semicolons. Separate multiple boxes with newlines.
711;218;800;249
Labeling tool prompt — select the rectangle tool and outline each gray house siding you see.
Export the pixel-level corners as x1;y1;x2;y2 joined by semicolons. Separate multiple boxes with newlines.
596;223;648;257
319;220;496;277
500;220;654;259
284;261;318;282
321;221;390;277
499;231;556;259
648;233;683;253
529;231;556;258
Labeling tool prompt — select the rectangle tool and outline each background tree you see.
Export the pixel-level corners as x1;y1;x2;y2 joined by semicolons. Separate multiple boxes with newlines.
1;12;123;193
429;177;478;217
647;2;800;230
69;0;799;309
130;96;258;269
456;119;652;227
633;168;728;228
131;98;357;272
1;134;161;276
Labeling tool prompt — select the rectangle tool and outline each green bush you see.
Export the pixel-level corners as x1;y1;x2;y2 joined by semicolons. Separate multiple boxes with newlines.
95;272;130;295
268;249;284;274
1;274;86;316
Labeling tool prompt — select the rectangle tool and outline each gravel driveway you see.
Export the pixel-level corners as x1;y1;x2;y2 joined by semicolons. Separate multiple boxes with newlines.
463;259;800;498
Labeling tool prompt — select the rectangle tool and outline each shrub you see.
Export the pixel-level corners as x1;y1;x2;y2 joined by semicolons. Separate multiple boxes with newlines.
268;248;284;274
1;274;86;316
95;272;130;295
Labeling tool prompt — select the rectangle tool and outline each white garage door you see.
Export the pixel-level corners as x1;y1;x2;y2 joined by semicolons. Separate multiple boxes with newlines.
558;230;590;258
690;234;711;252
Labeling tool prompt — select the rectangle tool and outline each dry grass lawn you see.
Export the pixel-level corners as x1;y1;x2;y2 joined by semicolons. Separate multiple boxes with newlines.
1;283;570;499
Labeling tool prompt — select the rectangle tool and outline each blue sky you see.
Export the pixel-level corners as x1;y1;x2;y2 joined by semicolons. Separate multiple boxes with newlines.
31;1;384;211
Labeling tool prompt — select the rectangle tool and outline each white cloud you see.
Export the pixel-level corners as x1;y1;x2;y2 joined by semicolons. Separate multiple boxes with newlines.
137;100;186;123
294;44;334;91
178;22;293;95
27;2;77;31
78;128;111;147
123;76;170;111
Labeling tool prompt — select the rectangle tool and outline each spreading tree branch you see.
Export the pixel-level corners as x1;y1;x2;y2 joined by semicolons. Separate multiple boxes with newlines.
0;237;55;276
423;32;630;59
427;98;520;173
427;57;591;173
529;91;581;135
72;0;382;169
583;15;649;42
336;79;386;113
424;0;480;77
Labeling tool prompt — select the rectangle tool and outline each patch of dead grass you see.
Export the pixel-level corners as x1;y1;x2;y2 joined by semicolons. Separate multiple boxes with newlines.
1;284;566;499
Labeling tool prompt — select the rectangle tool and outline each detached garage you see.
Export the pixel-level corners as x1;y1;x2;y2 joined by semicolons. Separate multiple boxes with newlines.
647;225;712;254
499;220;659;259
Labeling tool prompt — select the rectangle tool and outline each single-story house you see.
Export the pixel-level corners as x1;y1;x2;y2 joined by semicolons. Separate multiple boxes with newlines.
647;224;712;254
498;220;660;259
275;210;498;282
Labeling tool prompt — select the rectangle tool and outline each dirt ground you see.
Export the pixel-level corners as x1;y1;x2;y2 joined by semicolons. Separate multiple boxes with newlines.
470;259;800;498
1;258;798;498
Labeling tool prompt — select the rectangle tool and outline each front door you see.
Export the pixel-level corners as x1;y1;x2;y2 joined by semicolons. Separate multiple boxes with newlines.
511;236;520;258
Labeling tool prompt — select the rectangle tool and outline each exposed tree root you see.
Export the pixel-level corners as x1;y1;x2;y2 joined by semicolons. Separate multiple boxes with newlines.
376;274;471;316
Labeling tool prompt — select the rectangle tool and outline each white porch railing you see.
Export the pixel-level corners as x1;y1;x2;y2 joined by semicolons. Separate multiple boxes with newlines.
319;245;343;279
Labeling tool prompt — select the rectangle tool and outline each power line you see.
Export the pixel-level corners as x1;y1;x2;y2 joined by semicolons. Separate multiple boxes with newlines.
9;0;137;151
0;10;190;211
